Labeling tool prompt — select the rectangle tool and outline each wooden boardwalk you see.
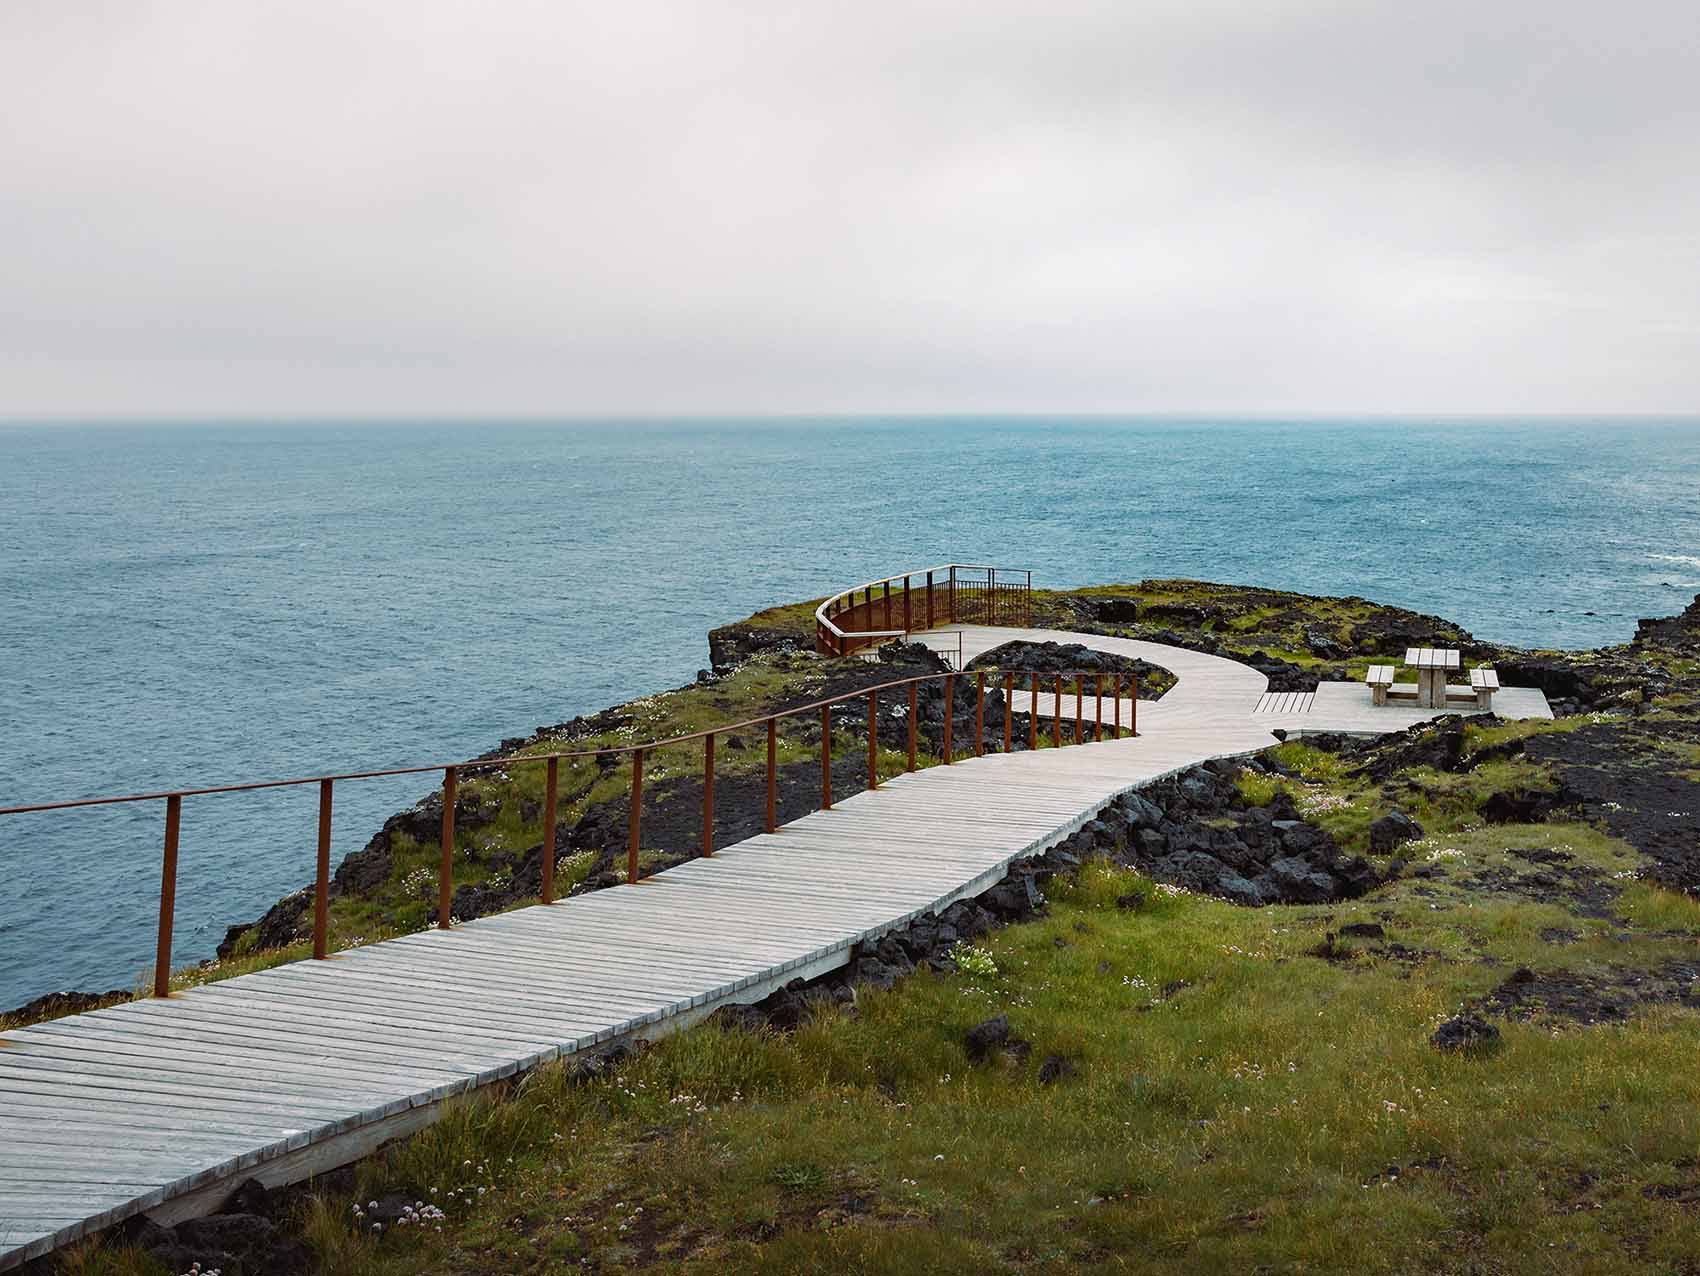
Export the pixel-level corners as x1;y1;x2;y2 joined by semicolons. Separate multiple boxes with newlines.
1254;690;1317;716
0;626;1546;1267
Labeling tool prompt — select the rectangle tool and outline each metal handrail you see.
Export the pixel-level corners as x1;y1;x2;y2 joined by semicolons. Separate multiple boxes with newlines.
0;663;1138;1000
814;562;1033;656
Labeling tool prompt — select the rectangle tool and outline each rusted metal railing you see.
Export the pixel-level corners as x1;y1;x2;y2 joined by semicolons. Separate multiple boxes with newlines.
815;563;1032;660
0;667;1136;999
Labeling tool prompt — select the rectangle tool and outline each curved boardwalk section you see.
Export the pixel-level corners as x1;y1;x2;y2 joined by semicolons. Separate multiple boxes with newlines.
0;626;1546;1268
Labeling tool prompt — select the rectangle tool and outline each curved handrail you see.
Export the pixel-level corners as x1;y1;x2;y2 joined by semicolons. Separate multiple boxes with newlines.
0;660;1136;1000
814;562;1032;657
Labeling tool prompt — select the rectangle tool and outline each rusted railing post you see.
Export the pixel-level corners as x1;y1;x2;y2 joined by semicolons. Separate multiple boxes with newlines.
992;672;1006;754
1114;675;1123;739
866;691;879;790
1074;677;1084;744
1095;675;1104;742
1131;677;1139;735
882;581;892;631
907;682;918;771
1029;673;1040;749
903;577;912;634
948;565;958;623
702;732;715;856
975;671;985;757
821;705;833;809
314;779;332;958
926;570;935;628
540;757;559;903
438;767;457;929
153;793;182;997
1053;677;1063;748
942;673;955;763
765;718;778;833
628;749;645;882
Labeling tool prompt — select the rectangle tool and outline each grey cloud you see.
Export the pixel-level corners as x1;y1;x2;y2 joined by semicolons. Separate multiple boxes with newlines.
1;0;1697;415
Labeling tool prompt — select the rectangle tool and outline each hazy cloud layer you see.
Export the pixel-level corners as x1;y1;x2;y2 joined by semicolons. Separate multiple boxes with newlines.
3;0;1697;415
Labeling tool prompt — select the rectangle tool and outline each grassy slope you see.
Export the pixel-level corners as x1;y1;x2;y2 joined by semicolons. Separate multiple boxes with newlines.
60;722;1700;1276
37;580;1700;1275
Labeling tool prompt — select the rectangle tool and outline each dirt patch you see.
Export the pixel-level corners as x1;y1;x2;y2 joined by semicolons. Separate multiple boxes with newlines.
1464;847;1623;920
1642;1159;1700;1208
1480;961;1700;1026
1525;720;1700;895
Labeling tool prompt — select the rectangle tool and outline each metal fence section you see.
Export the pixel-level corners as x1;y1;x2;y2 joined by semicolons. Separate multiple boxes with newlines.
0;661;1133;999
814;563;1032;657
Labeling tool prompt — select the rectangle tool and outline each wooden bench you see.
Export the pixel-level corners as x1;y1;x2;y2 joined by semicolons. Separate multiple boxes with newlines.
1366;664;1394;706
1470;666;1499;710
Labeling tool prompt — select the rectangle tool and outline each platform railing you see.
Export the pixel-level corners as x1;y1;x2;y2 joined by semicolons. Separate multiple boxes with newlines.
0;666;1135;1000
814;563;1032;659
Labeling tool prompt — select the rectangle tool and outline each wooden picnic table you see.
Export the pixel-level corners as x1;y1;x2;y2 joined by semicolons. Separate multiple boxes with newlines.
1405;647;1460;708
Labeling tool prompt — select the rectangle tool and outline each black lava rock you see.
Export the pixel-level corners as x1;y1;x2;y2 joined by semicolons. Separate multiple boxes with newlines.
1430;1012;1502;1053
1481;787;1564;824
1369;810;1424;853
965;1013;1012;1060
1037;1055;1078;1085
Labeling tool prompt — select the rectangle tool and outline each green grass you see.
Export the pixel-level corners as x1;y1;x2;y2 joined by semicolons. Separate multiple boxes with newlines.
35;583;1700;1269
60;695;1700;1276
1027;578;1469;669
53;699;1700;1276
71;834;1700;1276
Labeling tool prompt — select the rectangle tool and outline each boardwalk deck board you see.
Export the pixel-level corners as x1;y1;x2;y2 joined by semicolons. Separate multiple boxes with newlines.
0;624;1554;1271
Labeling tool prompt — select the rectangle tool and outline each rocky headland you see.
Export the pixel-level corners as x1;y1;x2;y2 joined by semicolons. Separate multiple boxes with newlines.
7;581;1699;1027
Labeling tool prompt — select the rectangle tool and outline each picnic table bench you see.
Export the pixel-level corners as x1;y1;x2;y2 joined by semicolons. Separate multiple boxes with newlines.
1470;666;1500;709
1365;664;1421;706
1362;649;1499;711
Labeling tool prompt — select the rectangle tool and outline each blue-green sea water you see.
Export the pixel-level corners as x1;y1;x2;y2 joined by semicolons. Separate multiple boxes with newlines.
3;418;1699;1006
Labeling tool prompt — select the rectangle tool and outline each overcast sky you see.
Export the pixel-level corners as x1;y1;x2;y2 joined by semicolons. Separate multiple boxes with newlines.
2;1;1697;417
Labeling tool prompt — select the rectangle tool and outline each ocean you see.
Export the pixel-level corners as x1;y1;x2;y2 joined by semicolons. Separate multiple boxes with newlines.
3;417;1699;1007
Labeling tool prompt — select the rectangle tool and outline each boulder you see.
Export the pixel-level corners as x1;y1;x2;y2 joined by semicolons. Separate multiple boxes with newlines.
762;981;813;1028
1074;596;1142;624
135;1209;311;1276
1269;856;1336;903
1135;827;1168;857
1354;716;1468;781
965;1013;1011;1060
853;957;899;991
1368;810;1423;853
1178;773;1220;809
1430;1012;1501;1053
1216;871;1266;906
1481;788;1564;824
1272;820;1320;853
1037;1055;1078;1085
1333;856;1380;898
1305;629;1349;660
